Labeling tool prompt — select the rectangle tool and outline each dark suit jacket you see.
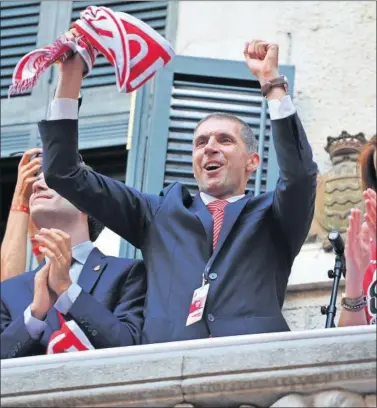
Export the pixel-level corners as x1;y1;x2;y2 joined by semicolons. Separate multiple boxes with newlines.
38;112;317;344
1;247;146;359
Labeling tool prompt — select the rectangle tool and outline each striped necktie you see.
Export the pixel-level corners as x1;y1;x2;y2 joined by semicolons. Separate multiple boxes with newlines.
207;200;229;249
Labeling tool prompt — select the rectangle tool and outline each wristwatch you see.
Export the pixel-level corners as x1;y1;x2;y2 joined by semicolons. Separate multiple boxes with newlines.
261;75;288;98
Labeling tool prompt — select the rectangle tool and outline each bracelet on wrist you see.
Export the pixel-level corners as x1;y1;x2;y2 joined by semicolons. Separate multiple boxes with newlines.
341;292;367;312
11;204;30;214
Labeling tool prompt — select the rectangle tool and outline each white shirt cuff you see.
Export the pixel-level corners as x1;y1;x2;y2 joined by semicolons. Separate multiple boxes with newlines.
54;283;82;315
48;98;79;120
24;305;48;340
267;95;296;120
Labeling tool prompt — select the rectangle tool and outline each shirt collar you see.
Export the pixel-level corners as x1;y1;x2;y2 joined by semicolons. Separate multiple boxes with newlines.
200;192;245;206
72;240;94;265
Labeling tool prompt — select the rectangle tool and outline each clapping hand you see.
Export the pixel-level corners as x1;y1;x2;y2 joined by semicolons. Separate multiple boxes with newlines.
34;229;72;296
345;209;371;284
30;263;56;320
13;148;42;207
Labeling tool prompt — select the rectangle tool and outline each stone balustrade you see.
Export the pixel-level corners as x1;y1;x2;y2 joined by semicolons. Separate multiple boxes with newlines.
1;325;375;407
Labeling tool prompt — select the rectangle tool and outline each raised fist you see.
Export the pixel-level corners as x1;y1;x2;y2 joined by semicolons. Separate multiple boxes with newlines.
243;40;280;85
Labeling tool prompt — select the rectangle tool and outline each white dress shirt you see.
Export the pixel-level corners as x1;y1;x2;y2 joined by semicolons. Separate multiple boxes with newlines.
200;192;245;205
24;241;94;339
47;95;296;121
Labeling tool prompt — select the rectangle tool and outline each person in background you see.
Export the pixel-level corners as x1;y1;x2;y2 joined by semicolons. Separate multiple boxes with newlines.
1;171;146;359
1;149;44;282
1;93;84;282
339;135;376;326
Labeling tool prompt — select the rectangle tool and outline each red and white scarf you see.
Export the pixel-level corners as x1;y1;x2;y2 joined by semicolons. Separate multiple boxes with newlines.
9;5;175;97
47;312;94;354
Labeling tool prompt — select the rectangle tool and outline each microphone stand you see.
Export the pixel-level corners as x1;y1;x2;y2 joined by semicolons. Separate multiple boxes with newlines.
321;231;346;328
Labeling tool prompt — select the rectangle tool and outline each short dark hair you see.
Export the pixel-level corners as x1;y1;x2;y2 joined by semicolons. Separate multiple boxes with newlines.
194;112;258;152
80;162;105;242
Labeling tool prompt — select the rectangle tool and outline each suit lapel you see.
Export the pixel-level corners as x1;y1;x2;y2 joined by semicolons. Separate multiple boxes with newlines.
77;247;108;294
190;192;213;252
211;195;251;259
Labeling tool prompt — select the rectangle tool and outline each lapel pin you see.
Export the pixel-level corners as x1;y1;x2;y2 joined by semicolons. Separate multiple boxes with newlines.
93;265;101;272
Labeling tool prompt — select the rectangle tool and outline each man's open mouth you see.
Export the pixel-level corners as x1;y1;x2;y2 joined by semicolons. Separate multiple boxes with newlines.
204;162;224;173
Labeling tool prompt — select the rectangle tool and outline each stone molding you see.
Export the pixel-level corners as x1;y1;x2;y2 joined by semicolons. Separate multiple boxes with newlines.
1;325;375;407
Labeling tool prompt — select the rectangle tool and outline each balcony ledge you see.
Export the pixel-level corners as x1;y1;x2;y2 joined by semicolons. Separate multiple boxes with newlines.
1;325;376;407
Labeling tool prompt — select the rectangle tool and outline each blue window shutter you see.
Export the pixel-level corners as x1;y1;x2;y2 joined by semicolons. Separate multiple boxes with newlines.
0;1;41;99
70;1;169;89
0;126;32;157
76;114;129;150
141;55;295;197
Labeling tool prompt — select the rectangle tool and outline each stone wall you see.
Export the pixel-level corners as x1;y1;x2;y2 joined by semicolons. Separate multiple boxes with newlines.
283;286;342;330
1;326;375;407
175;0;376;173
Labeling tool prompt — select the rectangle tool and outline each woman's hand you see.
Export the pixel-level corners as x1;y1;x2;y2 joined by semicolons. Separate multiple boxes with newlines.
13;148;42;207
345;209;370;295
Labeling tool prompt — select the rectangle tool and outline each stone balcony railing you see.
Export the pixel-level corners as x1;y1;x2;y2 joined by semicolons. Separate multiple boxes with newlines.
1;325;376;407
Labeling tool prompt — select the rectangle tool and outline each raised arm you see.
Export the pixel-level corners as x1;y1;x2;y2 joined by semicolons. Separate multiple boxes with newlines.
39;33;161;249
1;149;42;281
244;41;318;262
270;111;318;261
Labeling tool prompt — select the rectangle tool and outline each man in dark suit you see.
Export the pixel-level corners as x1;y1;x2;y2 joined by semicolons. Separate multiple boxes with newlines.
38;36;318;344
1;173;146;359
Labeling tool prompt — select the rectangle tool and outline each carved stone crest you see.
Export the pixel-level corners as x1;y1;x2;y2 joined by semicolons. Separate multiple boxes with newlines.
309;131;367;251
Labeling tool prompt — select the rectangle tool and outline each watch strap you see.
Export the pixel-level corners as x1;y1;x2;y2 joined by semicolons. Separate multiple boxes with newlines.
261;75;288;97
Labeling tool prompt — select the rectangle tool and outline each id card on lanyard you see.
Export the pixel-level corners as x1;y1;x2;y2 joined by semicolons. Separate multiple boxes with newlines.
186;274;210;326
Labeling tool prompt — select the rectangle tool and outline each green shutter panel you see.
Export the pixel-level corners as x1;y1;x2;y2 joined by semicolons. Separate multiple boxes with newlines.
77;114;129;150
70;1;169;89
0;1;41;98
1;126;32;157
143;55;295;197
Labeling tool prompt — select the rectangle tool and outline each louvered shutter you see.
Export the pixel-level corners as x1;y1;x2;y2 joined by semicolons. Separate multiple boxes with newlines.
0;1;64;157
77;114;129;150
0;1;41;99
70;1;169;89
142;56;295;197
1;126;33;157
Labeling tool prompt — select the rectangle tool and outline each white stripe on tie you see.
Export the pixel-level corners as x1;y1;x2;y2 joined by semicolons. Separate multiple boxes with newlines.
207;200;229;249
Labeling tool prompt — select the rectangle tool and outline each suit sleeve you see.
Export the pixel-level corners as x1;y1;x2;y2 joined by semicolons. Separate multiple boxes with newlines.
65;261;146;348
38;119;161;249
271;113;318;263
1;300;41;359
